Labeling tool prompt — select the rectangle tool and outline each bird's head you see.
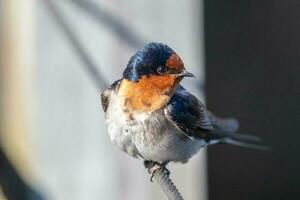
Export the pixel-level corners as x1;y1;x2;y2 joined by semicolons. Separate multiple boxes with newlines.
119;42;195;112
123;42;194;81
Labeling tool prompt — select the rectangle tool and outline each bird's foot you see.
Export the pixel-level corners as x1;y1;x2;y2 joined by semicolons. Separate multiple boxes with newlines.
144;161;170;182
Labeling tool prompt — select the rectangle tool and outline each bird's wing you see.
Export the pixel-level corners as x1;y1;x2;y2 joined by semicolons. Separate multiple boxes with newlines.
164;86;239;141
101;79;121;112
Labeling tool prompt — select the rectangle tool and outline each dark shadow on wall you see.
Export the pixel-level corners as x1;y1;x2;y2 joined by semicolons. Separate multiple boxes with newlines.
0;146;45;200
204;1;300;200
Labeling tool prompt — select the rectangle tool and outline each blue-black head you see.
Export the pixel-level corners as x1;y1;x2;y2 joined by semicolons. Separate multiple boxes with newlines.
123;42;194;82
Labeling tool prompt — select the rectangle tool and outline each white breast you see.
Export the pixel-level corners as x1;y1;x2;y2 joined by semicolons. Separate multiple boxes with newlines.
105;92;206;163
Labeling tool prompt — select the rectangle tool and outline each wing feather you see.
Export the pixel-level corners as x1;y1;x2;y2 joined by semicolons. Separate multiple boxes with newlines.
165;86;239;141
101;79;121;112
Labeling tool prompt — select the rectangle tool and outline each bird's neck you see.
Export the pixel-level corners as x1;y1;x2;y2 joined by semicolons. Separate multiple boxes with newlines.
118;75;180;112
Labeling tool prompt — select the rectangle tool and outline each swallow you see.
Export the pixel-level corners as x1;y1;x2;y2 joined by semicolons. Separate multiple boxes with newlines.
101;42;268;179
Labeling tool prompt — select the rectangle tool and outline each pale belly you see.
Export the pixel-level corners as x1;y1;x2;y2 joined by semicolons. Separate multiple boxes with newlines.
105;94;206;163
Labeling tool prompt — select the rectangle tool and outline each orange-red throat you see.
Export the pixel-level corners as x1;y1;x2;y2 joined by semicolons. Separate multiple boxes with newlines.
118;75;181;112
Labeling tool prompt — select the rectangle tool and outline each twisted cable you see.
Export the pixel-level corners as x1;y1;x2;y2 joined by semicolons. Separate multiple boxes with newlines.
145;164;184;200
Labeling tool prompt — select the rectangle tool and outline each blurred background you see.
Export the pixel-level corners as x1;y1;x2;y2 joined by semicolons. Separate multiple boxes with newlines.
0;0;299;200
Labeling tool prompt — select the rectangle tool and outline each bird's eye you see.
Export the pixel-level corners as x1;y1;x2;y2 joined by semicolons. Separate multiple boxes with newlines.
157;66;167;75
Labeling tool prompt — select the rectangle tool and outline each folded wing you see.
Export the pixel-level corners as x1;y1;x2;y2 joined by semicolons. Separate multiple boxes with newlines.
164;86;239;141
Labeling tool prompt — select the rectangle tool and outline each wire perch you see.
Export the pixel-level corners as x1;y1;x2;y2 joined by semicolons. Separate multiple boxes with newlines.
144;162;184;200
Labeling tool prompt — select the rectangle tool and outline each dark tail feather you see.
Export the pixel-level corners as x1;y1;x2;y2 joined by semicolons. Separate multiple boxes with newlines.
230;133;263;143
210;115;270;151
222;137;271;151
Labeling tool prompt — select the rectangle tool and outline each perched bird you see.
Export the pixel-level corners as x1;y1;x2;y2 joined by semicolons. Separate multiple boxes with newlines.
101;42;268;178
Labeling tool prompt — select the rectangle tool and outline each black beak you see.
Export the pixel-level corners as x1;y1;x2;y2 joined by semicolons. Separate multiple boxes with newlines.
178;70;196;78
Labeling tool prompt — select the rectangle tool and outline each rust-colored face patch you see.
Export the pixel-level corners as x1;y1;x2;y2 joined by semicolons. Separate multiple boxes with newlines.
118;75;179;112
166;53;184;71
